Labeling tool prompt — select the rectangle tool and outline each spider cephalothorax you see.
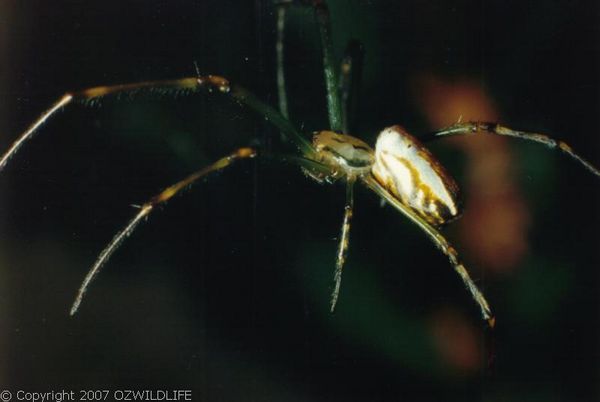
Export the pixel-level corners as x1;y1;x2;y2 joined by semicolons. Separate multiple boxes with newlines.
311;131;373;180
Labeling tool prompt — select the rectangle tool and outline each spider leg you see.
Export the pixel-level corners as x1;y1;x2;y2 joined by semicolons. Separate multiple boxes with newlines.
69;147;257;316
361;174;495;327
278;0;342;131
0;94;73;171
330;177;356;312
1;75;315;173
69;149;331;316
421;122;600;179
339;40;364;134
311;0;343;131
275;3;290;119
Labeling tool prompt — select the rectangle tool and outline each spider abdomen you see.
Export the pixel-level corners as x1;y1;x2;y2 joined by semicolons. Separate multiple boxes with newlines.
372;126;461;226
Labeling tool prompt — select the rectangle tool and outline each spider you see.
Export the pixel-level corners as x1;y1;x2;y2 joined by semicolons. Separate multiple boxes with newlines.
2;0;599;327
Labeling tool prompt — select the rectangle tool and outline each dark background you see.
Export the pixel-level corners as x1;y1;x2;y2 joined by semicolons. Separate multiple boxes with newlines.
0;1;598;401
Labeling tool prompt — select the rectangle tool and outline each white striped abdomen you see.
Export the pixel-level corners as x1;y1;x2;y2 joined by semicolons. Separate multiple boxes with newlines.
371;126;461;226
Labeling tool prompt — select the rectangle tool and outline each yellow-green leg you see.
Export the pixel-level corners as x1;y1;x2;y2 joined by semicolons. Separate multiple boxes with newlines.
0;75;315;173
423;122;600;179
361;175;495;327
330;177;356;312
69;147;257;316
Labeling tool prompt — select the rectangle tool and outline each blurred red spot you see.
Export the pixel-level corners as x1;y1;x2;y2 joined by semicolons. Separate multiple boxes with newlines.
429;308;482;373
412;74;530;273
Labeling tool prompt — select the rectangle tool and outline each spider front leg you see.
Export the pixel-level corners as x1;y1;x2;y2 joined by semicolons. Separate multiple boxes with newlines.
361;175;495;327
69;149;333;316
275;2;290;119
330;177;355;312
0;75;315;172
309;0;342;131
422;122;600;178
69;147;257;315
277;0;343;131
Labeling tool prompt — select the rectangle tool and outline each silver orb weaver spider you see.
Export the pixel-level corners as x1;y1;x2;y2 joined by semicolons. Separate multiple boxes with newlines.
2;0;599;327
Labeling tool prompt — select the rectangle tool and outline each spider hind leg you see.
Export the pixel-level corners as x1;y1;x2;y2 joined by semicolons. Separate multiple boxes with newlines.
362;175;494;327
